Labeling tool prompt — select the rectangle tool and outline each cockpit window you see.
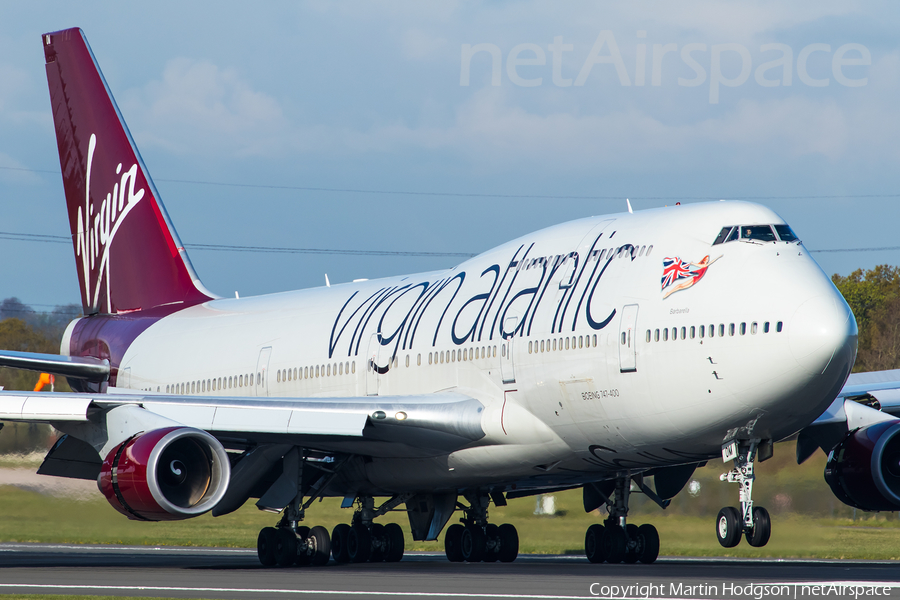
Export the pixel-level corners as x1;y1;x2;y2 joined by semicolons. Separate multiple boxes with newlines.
712;224;798;245
774;224;799;242
741;225;777;242
713;227;732;245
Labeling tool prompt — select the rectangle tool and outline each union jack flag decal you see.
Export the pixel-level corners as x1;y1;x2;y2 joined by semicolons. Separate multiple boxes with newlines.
661;255;721;299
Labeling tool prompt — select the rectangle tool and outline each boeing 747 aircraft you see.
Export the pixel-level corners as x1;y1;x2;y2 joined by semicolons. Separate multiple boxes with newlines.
2;28;898;567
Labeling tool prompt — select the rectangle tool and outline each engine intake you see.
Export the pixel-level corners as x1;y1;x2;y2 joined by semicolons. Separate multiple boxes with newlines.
98;427;231;521
824;420;900;511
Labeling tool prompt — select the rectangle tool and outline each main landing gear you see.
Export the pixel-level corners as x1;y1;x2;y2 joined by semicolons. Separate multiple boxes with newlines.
254;449;408;568
444;490;519;563
583;475;660;565
330;495;408;564
716;439;772;548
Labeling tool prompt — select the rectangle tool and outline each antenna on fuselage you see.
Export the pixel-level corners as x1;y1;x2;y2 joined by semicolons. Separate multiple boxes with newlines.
626;198;633;214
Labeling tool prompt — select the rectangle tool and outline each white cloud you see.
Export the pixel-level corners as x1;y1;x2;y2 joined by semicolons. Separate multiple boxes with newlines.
122;58;287;156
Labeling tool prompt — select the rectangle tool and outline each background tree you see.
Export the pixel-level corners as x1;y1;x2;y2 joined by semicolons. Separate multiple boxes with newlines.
832;265;900;372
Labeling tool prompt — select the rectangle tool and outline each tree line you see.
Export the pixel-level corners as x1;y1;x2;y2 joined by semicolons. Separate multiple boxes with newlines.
832;265;900;373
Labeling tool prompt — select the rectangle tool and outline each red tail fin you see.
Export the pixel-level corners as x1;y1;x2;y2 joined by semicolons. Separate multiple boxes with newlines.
43;28;214;315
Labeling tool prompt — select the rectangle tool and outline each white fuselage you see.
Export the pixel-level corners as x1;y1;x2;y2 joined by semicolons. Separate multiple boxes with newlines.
109;201;857;494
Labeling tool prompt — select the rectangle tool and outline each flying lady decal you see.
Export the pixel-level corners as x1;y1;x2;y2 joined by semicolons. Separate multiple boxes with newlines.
661;255;720;299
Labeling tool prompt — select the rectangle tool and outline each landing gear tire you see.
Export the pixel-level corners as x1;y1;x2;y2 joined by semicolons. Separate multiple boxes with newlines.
331;523;351;564
445;523;465;562
308;525;331;566
623;524;639;564
497;523;519;563
348;523;372;563
461;524;486;562
745;506;771;547
369;523;386;562
383;523;405;563
257;527;278;567
601;525;627;564
636;524;659;564
483;524;500;563
584;524;606;563
274;528;298;567
295;527;312;566
716;507;742;548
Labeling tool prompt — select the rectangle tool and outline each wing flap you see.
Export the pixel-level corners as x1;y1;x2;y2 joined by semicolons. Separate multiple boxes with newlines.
0;393;93;421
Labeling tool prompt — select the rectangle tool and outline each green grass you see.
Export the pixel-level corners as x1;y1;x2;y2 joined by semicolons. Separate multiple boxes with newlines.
3;440;900;558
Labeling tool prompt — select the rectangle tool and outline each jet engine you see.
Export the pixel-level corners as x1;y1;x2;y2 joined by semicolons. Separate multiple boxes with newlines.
824;420;900;511
98;426;231;521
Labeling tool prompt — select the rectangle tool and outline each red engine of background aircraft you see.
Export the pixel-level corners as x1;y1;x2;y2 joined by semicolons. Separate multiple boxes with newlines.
98;426;231;521
824;420;900;511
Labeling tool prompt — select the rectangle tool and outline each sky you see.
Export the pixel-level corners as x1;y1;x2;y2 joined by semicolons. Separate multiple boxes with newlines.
1;2;899;313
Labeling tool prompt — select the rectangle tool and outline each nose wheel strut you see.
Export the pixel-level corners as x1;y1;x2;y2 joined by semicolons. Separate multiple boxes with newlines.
716;438;772;548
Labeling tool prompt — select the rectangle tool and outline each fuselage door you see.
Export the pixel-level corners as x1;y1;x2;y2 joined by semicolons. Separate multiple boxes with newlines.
256;346;272;397
500;316;517;384
619;304;638;373
366;334;380;396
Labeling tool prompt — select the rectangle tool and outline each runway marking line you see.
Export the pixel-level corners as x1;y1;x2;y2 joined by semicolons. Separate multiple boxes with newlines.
1;584;587;599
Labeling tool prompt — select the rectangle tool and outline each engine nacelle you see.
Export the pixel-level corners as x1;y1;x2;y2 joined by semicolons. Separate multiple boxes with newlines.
98;427;230;521
824;420;900;511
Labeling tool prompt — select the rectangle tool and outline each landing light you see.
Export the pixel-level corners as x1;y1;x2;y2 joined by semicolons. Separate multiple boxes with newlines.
395;411;408;421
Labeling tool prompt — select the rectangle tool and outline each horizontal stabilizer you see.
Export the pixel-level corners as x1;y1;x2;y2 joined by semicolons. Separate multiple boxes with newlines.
0;349;109;381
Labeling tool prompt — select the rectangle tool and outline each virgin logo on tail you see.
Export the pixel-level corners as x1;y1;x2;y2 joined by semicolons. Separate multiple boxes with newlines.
76;133;145;312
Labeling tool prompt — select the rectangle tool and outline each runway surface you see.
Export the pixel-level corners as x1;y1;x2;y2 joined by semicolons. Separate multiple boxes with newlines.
1;543;898;599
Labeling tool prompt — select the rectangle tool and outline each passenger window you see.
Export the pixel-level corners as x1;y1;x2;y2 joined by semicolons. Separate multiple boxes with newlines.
777;321;783;332
663;328;668;341
566;338;571;350
417;354;421;366
579;336;584;348
276;371;281;383
681;327;686;339
751;322;758;334
700;325;705;338
672;327;677;341
690;326;695;339
654;329;660;342
718;324;725;337
592;334;597;346
553;339;557;351
646;330;651;343
540;340;545;352
352;362;356;374
729;323;735;336
740;323;746;335
621;332;626;345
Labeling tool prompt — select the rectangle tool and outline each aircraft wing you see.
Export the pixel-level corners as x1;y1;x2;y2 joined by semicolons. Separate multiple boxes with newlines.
0;389;486;459
796;369;900;463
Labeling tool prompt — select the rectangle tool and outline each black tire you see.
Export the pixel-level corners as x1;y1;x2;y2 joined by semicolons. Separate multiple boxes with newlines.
274;528;298;567
348;523;372;563
601;525;627;564
331;523;351;564
445;523;465;562
257;527;277;567
383;523;405;563
497;523;519;563
309;525;331;567
716;507;742;548
623;524;639;564
461;524;486;562
483;524;500;563
585;524;605;563
637;524;660;564
369;523;386;562
746;506;771;547
295;527;312;566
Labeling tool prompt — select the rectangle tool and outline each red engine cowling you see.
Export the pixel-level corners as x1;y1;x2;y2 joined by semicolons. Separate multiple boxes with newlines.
825;420;900;511
98;427;231;521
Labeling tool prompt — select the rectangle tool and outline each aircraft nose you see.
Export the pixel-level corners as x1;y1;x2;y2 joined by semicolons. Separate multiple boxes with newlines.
788;292;858;376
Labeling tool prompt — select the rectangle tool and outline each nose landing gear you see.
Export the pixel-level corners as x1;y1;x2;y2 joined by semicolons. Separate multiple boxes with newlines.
716;439;772;548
